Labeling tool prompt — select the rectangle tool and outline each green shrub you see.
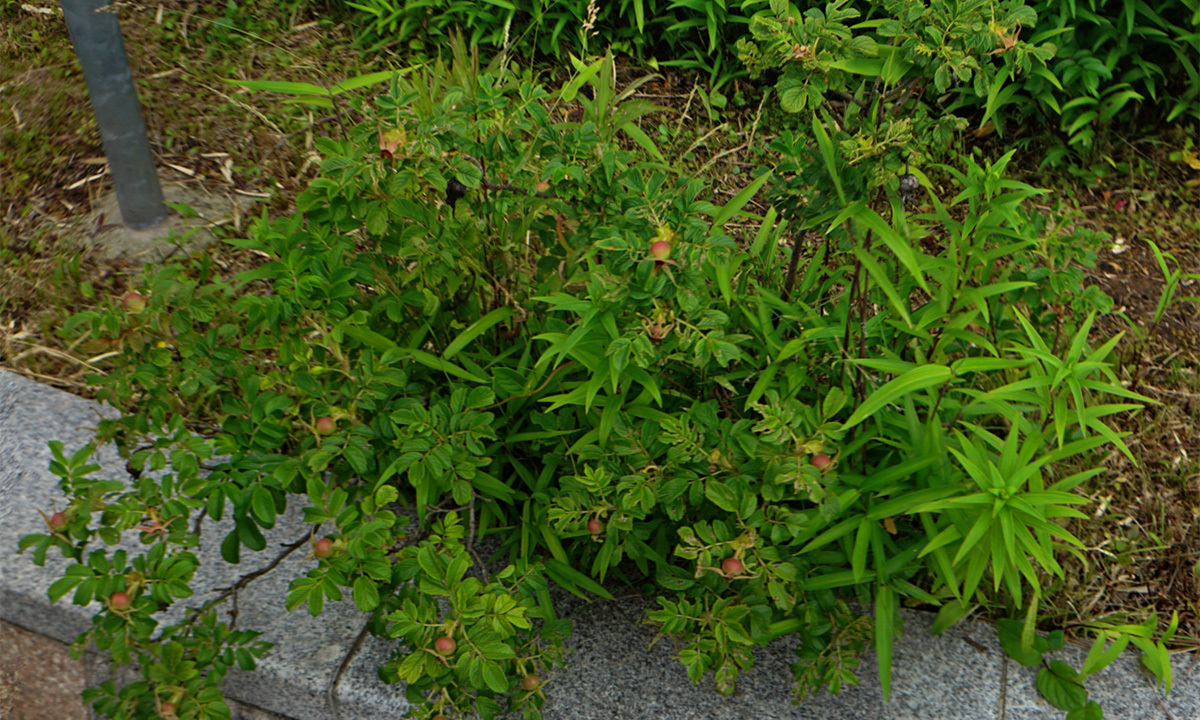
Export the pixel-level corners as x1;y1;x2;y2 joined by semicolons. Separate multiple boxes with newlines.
738;0;1197;168
22;42;1169;720
340;0;764;88
737;0;1056;145
1023;0;1200;163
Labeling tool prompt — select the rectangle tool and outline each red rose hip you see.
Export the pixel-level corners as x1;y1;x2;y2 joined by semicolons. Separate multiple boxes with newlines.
811;453;831;470
587;518;603;534
109;591;132;611
649;240;671;260
315;416;336;434
434;636;456;656
122;292;147;313
721;557;744;576
521;673;540;691
48;511;67;531
314;537;334;559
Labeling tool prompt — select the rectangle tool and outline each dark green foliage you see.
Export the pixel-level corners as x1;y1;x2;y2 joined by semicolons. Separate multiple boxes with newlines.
341;0;766;87
1024;0;1200;163
18;37;1174;720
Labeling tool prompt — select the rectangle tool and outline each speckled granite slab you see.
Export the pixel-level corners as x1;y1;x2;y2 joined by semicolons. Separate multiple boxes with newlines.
2;369;1197;719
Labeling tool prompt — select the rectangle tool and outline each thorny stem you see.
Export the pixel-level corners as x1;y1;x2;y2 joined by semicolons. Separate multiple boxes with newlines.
182;532;312;632
329;522;436;720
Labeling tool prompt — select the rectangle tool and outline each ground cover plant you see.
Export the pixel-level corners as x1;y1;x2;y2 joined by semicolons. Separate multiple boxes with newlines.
3;1;1199;720
13;21;1198;719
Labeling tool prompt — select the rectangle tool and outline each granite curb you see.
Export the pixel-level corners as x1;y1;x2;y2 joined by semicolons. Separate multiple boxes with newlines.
2;368;1197;719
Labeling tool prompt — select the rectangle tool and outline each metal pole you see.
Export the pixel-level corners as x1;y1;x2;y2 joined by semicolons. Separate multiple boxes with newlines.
60;0;167;230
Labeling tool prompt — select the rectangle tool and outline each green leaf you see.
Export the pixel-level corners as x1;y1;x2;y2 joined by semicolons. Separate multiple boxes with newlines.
1037;661;1088;711
543;558;614;600
561;54;605;103
442;308;516;360
851;518;872;582
1080;633;1129;677
48;574;87;604
1065;701;1103;720
876;585;895;702
829;58;885;75
622;122;666;163
705;480;739;513
221;530;240;564
777;68;810;113
375;484;399;507
352;576;380;612
997;618;1044;667
854;247;912;327
930;600;972;636
714;171;772;226
251;487;276;526
236;648;256;671
225;79;330;96
330;68;416;94
842;366;952;429
482;662;510;693
812;115;844;204
344;326;487;383
855;208;929;293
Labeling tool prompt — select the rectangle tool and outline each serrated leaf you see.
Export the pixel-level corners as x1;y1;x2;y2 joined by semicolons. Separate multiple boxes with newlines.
482;661;510;693
352;576;380;611
705;480;739;512
251;487;276;526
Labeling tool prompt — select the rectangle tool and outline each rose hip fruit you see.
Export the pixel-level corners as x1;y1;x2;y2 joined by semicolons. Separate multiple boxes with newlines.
587;518;603;534
521;673;540;691
432;716;449;720
649;240;671;261
122;292;147;313
314;537;334;559
160;702;176;717
721;557;744;576
434;636;456;656
315;416;336;435
48;511;67;531
811;453;832;470
109;591;132;611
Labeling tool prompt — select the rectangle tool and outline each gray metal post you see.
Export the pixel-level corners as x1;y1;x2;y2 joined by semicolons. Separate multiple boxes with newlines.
61;0;167;230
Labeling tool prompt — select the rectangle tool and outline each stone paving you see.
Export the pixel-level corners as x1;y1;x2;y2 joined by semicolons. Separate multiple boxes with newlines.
2;368;1197;719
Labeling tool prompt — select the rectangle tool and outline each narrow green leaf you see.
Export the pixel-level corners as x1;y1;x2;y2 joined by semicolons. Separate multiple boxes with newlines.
543;558;614;599
812;115;844;204
344;326;487;383
930;600;972;635
442;308;515;359
854;248;911;327
876;585;895;701
842;366;952;429
714;171;773;226
622;122;665;163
